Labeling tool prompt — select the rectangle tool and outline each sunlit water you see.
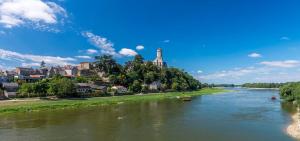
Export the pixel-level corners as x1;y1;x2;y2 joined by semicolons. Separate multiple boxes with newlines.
0;88;296;141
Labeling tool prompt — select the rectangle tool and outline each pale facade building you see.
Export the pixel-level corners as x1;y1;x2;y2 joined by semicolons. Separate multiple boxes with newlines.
153;48;167;68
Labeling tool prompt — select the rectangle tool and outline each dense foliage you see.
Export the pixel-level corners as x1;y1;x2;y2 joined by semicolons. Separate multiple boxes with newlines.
242;83;284;88
93;55;201;93
279;82;300;102
17;54;201;97
18;76;76;98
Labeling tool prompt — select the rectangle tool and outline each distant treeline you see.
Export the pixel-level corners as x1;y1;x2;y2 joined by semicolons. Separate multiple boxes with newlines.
201;83;235;88
280;82;300;102
242;83;285;88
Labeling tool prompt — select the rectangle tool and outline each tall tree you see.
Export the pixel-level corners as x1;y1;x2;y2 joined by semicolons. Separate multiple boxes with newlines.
94;55;122;76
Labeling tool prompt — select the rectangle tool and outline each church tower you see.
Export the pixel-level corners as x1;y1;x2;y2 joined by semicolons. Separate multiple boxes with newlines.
153;48;167;68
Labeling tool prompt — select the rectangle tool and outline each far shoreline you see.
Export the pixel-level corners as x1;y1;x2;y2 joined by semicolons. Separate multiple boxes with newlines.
241;87;279;90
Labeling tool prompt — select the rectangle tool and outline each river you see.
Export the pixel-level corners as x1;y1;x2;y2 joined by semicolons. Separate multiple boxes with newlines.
0;88;296;141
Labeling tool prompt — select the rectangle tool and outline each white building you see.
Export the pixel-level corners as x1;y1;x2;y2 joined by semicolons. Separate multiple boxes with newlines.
153;48;167;68
111;86;128;94
149;81;162;90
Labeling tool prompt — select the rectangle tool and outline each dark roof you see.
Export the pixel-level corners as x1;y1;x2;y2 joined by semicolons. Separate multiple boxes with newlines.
76;83;91;87
90;84;106;90
2;82;18;88
76;83;106;90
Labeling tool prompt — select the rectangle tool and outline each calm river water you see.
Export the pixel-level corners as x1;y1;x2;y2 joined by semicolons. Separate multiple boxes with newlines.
0;88;296;141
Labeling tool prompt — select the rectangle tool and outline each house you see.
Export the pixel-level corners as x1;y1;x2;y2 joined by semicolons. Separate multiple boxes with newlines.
15;67;34;76
76;83;92;94
149;81;162;90
64;65;78;77
29;75;46;80
76;83;107;97
90;84;107;93
2;82;19;98
111;86;128;94
78;62;92;70
3;70;16;81
0;71;8;83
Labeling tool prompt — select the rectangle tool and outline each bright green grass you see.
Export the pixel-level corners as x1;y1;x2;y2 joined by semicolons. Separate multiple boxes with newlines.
0;88;229;114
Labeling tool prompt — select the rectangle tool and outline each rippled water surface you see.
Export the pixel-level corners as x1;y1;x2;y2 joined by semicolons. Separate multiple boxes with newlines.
0;88;296;141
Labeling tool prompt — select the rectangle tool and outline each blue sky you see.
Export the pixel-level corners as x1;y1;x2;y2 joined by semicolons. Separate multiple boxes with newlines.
1;0;300;84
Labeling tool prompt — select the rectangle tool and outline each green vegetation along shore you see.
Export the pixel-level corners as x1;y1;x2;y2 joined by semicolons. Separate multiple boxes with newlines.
280;82;300;102
0;88;228;114
242;83;284;88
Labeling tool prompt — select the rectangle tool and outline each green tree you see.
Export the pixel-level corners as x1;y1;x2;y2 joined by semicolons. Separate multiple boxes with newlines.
48;78;76;97
32;80;49;96
18;83;34;97
75;76;89;83
129;80;142;93
94;55;122;75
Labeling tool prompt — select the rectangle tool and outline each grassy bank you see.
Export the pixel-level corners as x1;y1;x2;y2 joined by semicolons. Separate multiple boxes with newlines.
0;88;229;114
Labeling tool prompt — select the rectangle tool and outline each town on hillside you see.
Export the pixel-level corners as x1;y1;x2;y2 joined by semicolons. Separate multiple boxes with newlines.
0;48;200;99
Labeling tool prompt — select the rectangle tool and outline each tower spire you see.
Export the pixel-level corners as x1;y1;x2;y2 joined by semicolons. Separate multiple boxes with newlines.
153;48;167;68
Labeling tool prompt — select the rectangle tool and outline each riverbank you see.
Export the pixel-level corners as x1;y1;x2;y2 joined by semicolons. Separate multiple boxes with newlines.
287;112;300;139
0;88;228;114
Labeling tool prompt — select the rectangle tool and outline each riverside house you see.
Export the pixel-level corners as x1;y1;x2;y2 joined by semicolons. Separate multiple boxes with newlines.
149;81;162;91
76;83;107;96
111;86;128;94
2;82;19;98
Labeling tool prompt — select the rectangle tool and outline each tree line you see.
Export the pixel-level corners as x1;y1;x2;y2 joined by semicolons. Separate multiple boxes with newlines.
242;83;284;88
17;54;202;98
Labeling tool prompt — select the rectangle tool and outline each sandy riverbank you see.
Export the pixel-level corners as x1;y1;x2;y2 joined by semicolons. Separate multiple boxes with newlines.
286;113;300;139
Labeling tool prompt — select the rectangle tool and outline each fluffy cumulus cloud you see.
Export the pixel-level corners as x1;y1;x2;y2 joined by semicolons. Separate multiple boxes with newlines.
81;31;117;56
0;48;76;67
119;48;137;57
260;60;299;68
82;31;137;57
136;45;144;50
248;53;262;58
86;49;98;54
0;0;67;31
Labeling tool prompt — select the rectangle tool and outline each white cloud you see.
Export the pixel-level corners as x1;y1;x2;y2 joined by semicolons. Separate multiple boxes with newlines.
197;70;203;73
0;48;76;66
81;31;117;56
75;55;92;59
21;62;40;67
136;45;144;50
260;60;299;68
197;66;277;84
280;36;290;41
86;49;98;54
119;48;137;57
198;60;300;84
163;40;170;43
0;0;67;30
248;53;262;58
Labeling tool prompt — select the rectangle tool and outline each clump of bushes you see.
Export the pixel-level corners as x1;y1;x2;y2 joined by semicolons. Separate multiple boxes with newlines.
18;75;76;98
280;82;300;102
